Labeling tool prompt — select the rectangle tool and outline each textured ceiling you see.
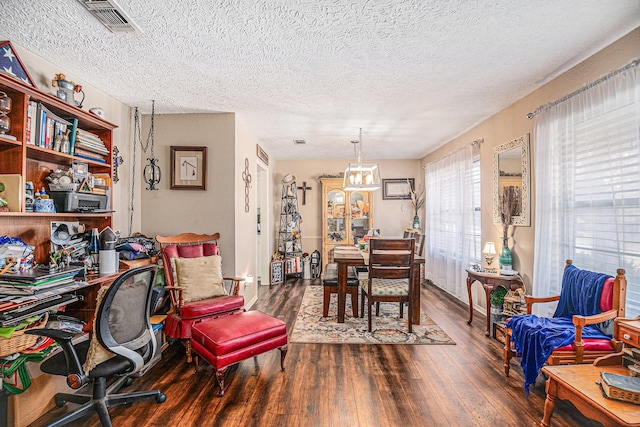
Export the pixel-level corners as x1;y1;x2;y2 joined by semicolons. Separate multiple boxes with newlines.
1;1;639;160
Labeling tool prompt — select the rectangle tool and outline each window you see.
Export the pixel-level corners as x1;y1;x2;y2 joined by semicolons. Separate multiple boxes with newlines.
533;63;639;316
472;155;481;264
425;145;478;301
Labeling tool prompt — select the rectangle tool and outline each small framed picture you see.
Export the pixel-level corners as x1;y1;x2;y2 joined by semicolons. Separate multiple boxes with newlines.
270;260;284;285
382;178;414;200
72;160;89;179
170;146;207;190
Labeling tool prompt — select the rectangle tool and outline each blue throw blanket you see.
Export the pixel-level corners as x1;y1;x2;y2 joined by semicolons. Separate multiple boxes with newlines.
507;264;612;394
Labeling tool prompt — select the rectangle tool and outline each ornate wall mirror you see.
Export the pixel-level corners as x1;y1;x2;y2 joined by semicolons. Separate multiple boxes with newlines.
493;134;531;226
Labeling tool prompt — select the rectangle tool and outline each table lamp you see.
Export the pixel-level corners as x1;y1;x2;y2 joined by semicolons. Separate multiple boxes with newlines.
483;241;497;270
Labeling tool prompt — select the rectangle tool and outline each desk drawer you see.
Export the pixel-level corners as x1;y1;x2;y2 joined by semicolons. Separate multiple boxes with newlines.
618;323;640;347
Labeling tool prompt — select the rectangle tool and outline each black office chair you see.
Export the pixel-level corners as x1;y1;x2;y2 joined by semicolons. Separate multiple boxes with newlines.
26;265;166;427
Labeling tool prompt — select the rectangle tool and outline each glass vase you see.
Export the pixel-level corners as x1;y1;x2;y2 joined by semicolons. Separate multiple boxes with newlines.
499;239;512;269
412;214;420;229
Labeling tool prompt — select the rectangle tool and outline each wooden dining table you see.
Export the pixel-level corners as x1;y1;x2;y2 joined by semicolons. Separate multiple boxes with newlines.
332;245;425;324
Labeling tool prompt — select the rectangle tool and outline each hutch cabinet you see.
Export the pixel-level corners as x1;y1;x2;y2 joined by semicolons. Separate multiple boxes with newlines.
0;72;116;264
320;177;374;265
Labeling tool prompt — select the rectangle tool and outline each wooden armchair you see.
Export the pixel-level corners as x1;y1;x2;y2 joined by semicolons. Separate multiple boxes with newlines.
156;232;245;362
504;260;626;390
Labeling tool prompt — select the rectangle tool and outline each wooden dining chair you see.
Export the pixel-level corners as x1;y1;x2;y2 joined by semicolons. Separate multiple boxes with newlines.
359;238;415;332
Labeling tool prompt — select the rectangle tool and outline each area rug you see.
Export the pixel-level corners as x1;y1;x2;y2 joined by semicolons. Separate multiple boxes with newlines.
290;286;455;345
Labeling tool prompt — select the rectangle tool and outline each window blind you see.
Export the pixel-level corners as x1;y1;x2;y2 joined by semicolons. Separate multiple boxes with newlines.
533;62;639;316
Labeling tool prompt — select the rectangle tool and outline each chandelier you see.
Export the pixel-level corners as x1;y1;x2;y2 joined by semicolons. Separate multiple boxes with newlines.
343;128;381;191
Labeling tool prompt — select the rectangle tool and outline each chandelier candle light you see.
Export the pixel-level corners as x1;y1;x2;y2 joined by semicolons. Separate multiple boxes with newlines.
343;128;381;191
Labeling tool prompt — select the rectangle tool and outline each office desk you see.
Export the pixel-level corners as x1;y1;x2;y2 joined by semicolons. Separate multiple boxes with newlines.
333;246;424;324
0;270;124;427
0;270;126;327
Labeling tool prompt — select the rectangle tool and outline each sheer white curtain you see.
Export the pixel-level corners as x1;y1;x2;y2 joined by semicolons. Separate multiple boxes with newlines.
425;145;477;301
533;61;640;317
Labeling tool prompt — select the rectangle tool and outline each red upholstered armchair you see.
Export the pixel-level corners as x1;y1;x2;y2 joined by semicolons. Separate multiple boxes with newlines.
156;232;245;362
504;260;627;381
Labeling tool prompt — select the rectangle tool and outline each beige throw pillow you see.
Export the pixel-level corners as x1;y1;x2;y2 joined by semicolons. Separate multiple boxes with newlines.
83;286;114;375
170;255;227;303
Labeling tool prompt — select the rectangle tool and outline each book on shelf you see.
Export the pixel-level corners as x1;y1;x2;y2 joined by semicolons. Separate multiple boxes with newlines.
31;103;72;151
73;146;106;159
91;186;108;195
74;133;109;155
598;372;640;404
76;129;106;146
75;131;107;144
26;101;35;144
74;153;107;164
65;117;78;154
74;140;109;155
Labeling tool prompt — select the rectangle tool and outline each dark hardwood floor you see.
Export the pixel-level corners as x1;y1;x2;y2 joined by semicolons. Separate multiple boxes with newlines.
31;279;603;427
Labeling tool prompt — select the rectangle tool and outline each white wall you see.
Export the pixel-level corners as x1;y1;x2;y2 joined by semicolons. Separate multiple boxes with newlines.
139;113;236;284
139;112;264;307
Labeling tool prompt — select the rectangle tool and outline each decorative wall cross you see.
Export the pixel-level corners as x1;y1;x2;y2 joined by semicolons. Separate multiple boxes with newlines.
112;146;123;183
242;158;252;212
297;181;312;205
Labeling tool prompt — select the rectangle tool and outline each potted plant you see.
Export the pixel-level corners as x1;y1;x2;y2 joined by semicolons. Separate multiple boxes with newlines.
490;286;507;324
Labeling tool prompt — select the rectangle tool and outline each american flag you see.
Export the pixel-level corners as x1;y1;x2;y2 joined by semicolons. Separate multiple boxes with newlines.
0;41;35;87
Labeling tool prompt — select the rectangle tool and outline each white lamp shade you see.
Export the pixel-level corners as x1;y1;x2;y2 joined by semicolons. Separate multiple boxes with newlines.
343;162;381;191
483;241;496;255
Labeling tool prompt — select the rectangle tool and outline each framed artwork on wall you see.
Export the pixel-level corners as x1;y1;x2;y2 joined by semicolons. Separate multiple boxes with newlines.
382;178;414;200
170;146;207;190
256;143;269;165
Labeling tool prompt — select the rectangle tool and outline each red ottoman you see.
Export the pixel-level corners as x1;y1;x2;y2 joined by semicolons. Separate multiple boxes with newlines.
190;310;288;396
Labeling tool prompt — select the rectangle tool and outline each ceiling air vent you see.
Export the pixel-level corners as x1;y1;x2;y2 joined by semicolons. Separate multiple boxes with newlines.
78;0;141;33
293;139;307;145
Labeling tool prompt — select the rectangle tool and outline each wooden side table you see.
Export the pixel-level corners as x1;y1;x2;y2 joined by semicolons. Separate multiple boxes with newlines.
465;269;524;336
540;316;640;426
541;364;640;427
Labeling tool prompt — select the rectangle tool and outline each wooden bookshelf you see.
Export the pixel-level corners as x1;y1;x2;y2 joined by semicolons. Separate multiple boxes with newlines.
0;72;117;263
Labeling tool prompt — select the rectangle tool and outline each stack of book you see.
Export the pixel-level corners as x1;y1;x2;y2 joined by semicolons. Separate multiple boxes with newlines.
91;173;111;195
0;265;83;296
73;129;109;163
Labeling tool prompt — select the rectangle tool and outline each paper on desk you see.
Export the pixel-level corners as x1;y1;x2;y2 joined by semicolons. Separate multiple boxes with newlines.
0;295;38;303
0;243;34;261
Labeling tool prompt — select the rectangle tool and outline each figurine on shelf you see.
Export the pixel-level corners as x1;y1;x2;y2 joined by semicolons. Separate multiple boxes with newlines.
33;188;56;213
51;73;85;108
